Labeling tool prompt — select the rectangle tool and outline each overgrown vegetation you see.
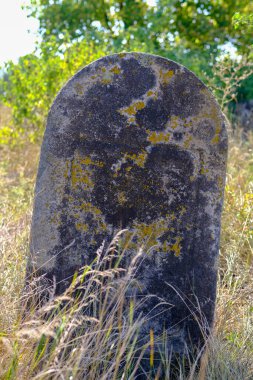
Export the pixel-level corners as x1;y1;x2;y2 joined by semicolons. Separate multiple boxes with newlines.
0;0;253;378
0;112;252;378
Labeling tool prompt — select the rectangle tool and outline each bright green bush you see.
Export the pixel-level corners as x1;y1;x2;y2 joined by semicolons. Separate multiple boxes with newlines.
0;37;107;142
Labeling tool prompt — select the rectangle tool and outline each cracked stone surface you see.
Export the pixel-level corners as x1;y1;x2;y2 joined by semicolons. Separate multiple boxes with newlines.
30;52;228;354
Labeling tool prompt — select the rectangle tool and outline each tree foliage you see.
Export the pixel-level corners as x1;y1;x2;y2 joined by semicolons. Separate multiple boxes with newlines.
233;12;253;31
0;38;107;141
26;0;253;55
0;0;252;143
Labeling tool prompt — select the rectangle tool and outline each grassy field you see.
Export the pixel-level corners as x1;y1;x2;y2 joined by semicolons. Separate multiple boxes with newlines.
0;106;253;378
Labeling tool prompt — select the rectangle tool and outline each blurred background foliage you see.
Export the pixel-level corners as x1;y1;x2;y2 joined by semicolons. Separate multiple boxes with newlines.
0;0;252;143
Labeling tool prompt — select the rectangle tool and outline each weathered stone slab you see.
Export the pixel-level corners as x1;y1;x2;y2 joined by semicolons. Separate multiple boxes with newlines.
29;52;227;356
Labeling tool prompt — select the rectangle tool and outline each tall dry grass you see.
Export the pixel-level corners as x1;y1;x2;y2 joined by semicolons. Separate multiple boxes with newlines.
0;119;252;378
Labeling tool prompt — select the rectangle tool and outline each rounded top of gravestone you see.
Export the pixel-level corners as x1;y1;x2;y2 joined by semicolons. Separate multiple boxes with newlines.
33;51;227;278
46;52;227;159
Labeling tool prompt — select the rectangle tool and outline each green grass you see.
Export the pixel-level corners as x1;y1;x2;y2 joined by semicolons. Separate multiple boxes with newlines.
0;121;252;378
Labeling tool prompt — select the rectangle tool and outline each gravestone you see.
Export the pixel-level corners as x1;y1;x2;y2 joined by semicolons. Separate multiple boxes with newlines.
29;52;227;358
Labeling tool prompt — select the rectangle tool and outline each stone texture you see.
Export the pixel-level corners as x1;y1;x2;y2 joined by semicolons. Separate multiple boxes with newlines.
29;52;228;355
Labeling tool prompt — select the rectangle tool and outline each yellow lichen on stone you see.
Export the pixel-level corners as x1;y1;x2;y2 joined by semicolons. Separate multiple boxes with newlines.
110;65;121;74
146;90;158;100
147;90;154;96
199;89;223;144
74;83;84;95
69;198;107;234
101;77;112;84
49;213;60;224
211;134;220;144
75;222;88;232
217;176;223;190
134;219;169;249
169;236;183;257
118;191;127;205
170;213;176;221
135;101;145;111
161;239;176;252
147;131;171;144
179;205;187;217
199;157;210;177
217;175;224;197
100;66;114;84
64;160;71;179
159;69;174;84
120;100;145;116
183;135;192;148
70;154;103;190
118;99;146;124
169;115;179;130
79;156;104;167
100;65;122;84
133;218;184;257
200;166;209;175
146;90;158;99
126;150;147;168
79;201;102;215
183;119;193;128
71;161;93;190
